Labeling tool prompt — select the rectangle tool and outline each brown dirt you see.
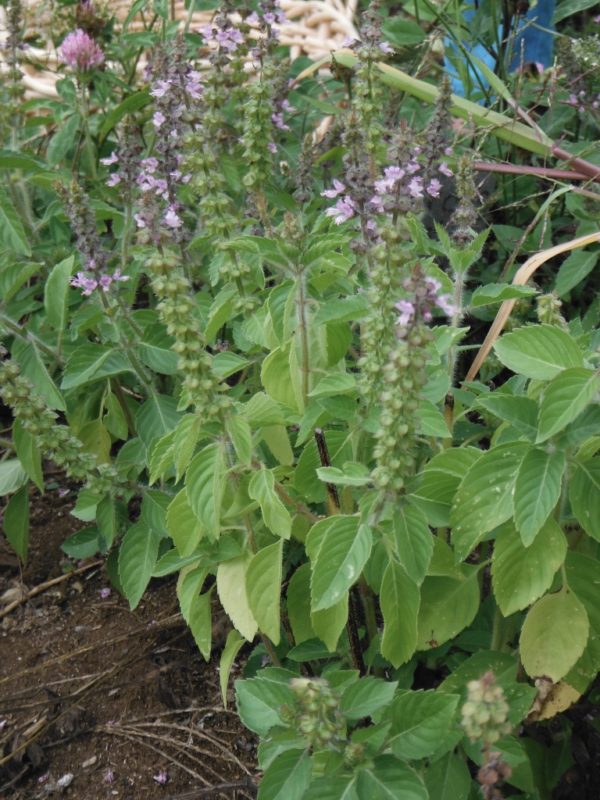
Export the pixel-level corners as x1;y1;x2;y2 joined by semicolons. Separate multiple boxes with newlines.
0;483;258;800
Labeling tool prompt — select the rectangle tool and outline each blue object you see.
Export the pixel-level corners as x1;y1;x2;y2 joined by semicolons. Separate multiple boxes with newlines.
445;0;556;100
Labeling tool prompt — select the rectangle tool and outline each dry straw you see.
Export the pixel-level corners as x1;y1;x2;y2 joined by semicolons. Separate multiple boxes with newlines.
0;0;359;98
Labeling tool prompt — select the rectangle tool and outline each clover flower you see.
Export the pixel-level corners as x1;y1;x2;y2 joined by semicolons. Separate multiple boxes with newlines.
59;29;104;71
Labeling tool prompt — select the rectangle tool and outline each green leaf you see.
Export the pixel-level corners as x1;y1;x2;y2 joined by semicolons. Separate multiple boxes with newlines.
62;344;132;391
380;562;420;667
569;458;600;542
451;443;529;561
286;563;315;645
138;327;178;375
417;570;480;649
309;373;357;398
2;486;29;563
565;552;600;689
470;283;537;307
411;448;481;528
205;284;237;342
316;464;371;487
118;521;161;610
555;248;599;296
226;414;253;466
521;591;590;681
392;501;433;585
340;677;398;722
44;256;74;332
492;520;567;616
61;528;102;560
212;351;250;379
220;629;245;707
555;0;600;25
424;752;472;800
173;414;203;482
235;672;296;735
389;690;460;760
357;756;429;800
416;400;450;438
513;448;566;545
47;113;81;166
246;540;282;644
476;394;538;439
258;750;311;800
494;324;583;380
0;459;27;496
306;516;372;611
311;593;348;652
99;91;150;139
78;419;112;464
186;442;225;539
135;394;182;450
248;468;292;539
153;548;202;577
177;566;211;660
217;555;258;641
261;343;302;413
314;295;370;324
537;369;600;443
261;425;295;466
242;392;286;427
0;186;31;255
12;341;65;411
13;420;44;492
167;489;204;556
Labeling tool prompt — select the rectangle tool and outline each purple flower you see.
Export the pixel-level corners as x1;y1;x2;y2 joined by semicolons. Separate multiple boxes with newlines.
103;769;115;784
268;141;277;153
99;587;111;599
374;165;405;194
151;79;172;98
71;272;98;296
186;70;203;99
153;770;168;785
439;161;453;177
426;178;442;198
395;300;415;327
247;11;260;24
135;212;147;228
325;196;356;224
152;111;166;129
368;194;385;214
407;177;424;198
100;152;119;166
59;29;104;71
106;173;121;187
321;178;346;199
271;112;290;131
214;27;244;52
164;207;183;228
435;294;455;316
379;41;394;54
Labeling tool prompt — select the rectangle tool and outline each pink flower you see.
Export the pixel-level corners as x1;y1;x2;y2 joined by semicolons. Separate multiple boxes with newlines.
407;177;424;198
379;41;394;54
164;207;183;228
59;29;104;71
325;196;355;224
435;294;456;316
100;152;118;166
106;173;121;187
99;587;111;599
426;178;442;198
395;299;415;327
153;770;168;785
321;178;346;199
439;161;453;177
152;111;166;129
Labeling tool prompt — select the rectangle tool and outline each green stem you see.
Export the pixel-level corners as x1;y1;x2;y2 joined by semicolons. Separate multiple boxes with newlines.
0;313;62;364
296;270;311;408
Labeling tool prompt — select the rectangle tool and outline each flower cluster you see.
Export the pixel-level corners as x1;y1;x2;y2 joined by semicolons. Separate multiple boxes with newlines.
395;276;455;333
322;149;453;229
59;28;104;72
134;40;201;243
145;252;231;415
287;678;345;750
0;356;121;496
461;672;512;745
59;181;129;297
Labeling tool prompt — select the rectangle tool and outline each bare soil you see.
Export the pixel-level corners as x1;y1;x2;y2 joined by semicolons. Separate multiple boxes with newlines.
0;483;257;800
